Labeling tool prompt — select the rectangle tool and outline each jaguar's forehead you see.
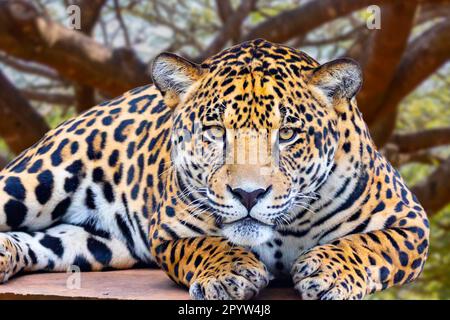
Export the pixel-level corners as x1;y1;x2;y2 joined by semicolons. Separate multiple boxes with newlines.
203;38;318;71
194;39;320;129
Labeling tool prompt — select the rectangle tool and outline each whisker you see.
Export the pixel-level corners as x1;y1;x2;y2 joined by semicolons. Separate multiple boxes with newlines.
293;203;316;215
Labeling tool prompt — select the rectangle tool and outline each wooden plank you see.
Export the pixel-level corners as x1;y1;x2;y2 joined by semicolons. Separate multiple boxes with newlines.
0;269;300;300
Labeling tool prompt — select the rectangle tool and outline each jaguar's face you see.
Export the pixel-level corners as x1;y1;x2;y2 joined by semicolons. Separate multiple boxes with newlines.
152;39;362;246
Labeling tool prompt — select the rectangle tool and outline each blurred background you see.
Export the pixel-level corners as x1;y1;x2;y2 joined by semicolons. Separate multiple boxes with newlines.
0;0;449;299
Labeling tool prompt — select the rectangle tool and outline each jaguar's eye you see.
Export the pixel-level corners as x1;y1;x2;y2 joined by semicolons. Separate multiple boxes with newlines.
279;128;297;143
204;125;225;141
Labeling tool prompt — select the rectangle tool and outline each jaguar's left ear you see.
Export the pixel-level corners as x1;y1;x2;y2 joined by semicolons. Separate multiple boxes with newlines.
150;52;203;108
308;58;362;111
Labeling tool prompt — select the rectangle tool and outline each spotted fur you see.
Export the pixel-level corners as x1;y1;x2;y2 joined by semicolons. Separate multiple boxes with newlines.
0;39;429;300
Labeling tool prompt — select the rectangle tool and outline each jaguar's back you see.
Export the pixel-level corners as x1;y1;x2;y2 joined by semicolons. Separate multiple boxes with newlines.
0;84;171;279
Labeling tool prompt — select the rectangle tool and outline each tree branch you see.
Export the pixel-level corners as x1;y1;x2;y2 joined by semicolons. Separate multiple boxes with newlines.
21;89;75;106
369;19;450;146
215;0;233;24
417;2;450;24
301;25;365;47
0;0;149;97
243;0;391;43
399;151;445;166
389;128;450;153
112;0;131;48
0;69;49;154
243;0;446;45
0;53;61;81
71;0;107;112
73;0;106;35
196;0;256;62
382;144;446;167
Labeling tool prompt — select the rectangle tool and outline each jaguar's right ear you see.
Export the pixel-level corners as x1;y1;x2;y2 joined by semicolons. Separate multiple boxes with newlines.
150;52;203;109
307;58;362;112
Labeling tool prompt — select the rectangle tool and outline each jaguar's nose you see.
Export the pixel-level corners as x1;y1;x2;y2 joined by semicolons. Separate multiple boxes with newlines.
227;185;271;212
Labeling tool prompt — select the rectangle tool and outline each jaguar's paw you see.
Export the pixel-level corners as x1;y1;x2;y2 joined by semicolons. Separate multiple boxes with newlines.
291;245;368;300
0;240;17;284
189;261;269;300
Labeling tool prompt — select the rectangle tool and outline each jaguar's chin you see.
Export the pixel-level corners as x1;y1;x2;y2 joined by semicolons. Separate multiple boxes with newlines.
222;217;273;247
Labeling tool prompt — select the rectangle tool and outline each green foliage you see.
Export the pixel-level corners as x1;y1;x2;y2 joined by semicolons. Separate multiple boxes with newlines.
46;106;75;129
0;139;10;161
249;2;294;24
397;72;450;132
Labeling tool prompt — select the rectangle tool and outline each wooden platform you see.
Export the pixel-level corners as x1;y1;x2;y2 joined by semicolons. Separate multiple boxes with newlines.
0;269;300;300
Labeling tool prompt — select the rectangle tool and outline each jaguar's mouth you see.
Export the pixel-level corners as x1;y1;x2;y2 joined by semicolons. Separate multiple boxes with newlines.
221;217;274;247
223;216;273;227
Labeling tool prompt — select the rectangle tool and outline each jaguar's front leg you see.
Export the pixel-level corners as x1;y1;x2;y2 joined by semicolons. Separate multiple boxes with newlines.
291;215;429;300
152;237;269;300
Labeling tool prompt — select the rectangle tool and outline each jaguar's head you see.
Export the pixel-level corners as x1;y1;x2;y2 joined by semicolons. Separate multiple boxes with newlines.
151;39;362;246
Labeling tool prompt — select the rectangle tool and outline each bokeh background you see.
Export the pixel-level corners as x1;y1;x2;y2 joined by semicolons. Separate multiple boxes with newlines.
0;0;449;299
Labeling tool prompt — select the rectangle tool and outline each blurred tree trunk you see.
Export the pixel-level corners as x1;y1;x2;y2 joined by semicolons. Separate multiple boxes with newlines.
352;1;418;124
0;70;49;154
216;0;233;24
71;0;107;112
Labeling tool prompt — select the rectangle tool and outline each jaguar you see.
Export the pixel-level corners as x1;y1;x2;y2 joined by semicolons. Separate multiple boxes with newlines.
0;39;429;300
